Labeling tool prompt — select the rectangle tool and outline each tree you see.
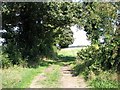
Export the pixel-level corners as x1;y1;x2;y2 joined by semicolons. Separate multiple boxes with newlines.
77;2;120;71
58;27;74;48
2;2;81;65
54;27;74;48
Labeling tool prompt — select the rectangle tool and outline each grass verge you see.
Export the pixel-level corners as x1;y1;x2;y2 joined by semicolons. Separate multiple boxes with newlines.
88;71;119;88
89;78;119;88
2;65;46;88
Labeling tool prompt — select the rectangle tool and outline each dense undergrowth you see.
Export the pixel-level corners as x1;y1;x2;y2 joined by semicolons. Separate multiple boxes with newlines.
74;44;120;88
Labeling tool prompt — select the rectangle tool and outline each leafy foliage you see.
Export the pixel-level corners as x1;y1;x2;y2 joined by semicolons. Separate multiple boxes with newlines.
76;2;120;88
76;2;120;71
54;27;74;48
2;2;79;66
59;28;73;48
77;44;119;71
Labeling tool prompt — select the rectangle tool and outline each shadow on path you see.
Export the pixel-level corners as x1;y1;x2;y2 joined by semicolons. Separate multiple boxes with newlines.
38;55;76;67
60;65;88;88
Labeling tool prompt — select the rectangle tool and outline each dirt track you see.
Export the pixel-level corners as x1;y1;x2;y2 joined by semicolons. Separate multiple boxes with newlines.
60;65;87;88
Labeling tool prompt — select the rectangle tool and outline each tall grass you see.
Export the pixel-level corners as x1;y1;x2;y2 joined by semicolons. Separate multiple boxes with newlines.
88;71;119;88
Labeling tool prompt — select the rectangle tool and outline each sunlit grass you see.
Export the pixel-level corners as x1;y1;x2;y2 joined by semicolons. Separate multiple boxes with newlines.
2;65;46;88
88;71;119;88
58;47;84;68
58;47;82;57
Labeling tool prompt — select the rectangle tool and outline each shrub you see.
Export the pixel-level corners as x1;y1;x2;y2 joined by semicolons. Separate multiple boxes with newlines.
1;53;12;68
76;43;119;88
77;44;119;72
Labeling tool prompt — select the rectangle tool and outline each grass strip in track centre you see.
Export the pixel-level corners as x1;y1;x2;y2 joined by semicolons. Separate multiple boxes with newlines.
39;65;61;88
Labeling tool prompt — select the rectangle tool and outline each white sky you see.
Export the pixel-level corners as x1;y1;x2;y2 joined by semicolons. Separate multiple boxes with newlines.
69;25;91;46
